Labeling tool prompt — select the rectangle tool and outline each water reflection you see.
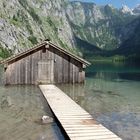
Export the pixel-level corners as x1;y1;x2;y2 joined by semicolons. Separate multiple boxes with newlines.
58;62;140;140
58;82;125;117
57;84;85;107
87;62;140;81
0;65;4;85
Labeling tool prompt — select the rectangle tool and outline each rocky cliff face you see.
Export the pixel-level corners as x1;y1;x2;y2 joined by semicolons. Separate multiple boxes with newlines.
0;0;140;59
66;1;138;50
0;0;75;57
133;5;140;15
118;17;140;55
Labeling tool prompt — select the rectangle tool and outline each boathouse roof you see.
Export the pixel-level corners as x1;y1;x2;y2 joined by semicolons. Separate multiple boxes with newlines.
0;41;90;66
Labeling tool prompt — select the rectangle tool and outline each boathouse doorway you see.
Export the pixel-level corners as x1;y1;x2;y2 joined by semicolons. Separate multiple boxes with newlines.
38;59;54;84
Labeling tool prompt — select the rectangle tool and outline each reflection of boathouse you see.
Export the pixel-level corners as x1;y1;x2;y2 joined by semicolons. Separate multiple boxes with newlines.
1;41;90;85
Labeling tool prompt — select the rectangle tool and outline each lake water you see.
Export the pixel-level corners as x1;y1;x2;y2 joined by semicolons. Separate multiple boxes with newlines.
0;62;140;140
0;66;64;140
58;62;140;140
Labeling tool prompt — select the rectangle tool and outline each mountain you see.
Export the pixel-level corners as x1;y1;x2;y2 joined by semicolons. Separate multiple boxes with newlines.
0;0;76;58
0;0;140;61
133;5;140;15
120;5;134;15
117;17;140;56
66;1;137;51
66;1;140;61
74;36;102;58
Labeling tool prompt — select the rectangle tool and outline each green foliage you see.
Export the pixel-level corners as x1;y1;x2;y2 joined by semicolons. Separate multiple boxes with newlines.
18;0;28;8
58;39;80;56
88;55;126;63
26;24;33;35
18;0;42;24
112;55;126;62
0;45;12;58
13;15;18;22
14;10;36;36
47;17;58;33
2;2;6;8
63;1;69;7
10;10;34;35
28;36;38;45
28;7;42;24
10;17;20;26
57;38;70;51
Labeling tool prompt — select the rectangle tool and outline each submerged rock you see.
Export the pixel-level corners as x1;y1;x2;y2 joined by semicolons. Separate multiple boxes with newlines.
41;115;53;124
1;96;13;109
6;96;13;106
107;91;121;96
92;89;104;94
32;115;54;125
107;91;113;94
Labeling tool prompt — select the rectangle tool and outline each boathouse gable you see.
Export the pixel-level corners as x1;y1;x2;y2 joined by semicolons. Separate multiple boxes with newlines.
1;41;90;85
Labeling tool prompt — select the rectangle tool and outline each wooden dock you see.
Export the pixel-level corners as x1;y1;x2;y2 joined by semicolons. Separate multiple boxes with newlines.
39;85;122;140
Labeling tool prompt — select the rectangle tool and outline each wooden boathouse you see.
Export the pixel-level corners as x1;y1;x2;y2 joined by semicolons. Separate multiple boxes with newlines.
0;41;90;85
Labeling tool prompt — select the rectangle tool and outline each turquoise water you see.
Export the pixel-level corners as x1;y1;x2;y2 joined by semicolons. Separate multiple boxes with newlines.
58;62;140;140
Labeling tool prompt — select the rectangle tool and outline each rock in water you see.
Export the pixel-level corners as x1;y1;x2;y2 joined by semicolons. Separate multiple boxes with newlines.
41;115;53;124
7;96;13;106
1;96;13;108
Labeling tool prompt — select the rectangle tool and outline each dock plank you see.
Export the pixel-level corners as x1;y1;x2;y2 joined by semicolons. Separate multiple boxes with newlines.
39;85;122;140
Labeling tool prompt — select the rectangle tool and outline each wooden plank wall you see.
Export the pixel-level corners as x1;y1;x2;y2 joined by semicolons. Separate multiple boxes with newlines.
5;46;85;85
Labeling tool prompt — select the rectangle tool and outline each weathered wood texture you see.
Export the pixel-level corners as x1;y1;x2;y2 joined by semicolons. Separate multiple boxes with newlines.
5;46;85;85
39;85;122;140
